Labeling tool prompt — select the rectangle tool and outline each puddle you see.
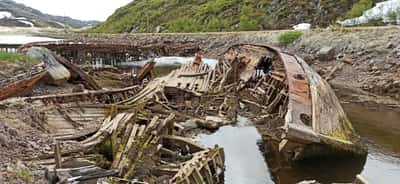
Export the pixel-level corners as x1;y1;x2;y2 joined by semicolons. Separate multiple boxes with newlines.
195;116;274;184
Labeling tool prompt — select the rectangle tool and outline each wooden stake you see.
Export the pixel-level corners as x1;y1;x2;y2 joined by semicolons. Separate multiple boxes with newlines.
54;141;62;169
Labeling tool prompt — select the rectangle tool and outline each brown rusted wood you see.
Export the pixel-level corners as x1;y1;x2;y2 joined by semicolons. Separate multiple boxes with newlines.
54;54;101;90
54;142;62;169
135;59;156;83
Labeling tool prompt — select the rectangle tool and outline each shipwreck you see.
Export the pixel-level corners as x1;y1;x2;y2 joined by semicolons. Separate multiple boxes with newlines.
0;39;367;183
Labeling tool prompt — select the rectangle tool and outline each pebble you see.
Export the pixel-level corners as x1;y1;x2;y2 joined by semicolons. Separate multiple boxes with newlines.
0;133;9;147
8;128;18;137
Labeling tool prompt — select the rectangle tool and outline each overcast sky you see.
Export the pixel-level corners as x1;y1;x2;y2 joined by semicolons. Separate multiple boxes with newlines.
13;0;132;21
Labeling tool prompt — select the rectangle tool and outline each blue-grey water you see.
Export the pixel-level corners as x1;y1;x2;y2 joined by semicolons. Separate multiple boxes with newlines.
196;116;274;184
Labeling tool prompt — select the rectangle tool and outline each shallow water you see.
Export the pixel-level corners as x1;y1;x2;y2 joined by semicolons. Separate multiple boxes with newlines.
195;105;400;184
195;116;273;184
343;103;400;184
0;35;59;45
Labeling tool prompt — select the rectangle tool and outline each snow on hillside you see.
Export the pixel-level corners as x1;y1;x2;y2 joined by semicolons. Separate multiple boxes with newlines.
0;11;13;19
18;20;34;27
338;0;400;26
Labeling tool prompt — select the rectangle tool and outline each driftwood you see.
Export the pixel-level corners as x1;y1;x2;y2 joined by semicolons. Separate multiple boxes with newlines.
54;54;101;90
46;165;119;184
135;59;156;83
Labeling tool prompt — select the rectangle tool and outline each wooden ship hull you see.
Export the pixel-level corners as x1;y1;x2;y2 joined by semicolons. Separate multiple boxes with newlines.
0;67;47;101
223;44;367;160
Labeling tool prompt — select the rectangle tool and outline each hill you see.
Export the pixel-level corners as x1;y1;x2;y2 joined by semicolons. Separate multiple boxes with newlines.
0;0;100;28
89;0;379;33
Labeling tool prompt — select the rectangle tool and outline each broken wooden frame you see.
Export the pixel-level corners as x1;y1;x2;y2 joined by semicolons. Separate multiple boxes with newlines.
12;42;368;183
226;44;367;160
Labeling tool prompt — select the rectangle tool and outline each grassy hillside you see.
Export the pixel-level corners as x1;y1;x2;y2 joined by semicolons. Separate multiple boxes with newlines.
90;0;370;33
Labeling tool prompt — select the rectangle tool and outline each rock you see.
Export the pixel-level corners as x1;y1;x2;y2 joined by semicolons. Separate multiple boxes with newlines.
386;42;395;49
383;64;393;70
26;47;71;86
28;141;40;149
155;26;163;33
0;133;9;147
7;128;18;137
71;84;85;93
317;46;335;61
181;120;198;130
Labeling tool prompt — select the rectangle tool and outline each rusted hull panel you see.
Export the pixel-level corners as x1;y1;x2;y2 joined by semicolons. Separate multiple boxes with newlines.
0;71;47;101
296;56;366;155
275;49;365;159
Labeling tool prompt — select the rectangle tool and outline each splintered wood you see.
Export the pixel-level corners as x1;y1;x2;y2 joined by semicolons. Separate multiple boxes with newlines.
12;43;367;184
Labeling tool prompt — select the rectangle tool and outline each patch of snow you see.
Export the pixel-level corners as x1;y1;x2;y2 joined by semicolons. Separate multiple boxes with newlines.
54;21;66;27
293;23;311;30
15;17;27;20
0;35;60;45
0;11;13;19
338;0;400;26
18;20;34;27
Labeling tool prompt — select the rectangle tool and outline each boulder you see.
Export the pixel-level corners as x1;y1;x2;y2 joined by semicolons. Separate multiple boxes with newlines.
26;47;71;86
317;46;336;61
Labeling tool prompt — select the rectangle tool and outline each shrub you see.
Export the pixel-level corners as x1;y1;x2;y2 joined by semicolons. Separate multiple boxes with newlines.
239;5;259;31
278;31;304;46
207;17;229;32
345;0;373;19
167;17;202;33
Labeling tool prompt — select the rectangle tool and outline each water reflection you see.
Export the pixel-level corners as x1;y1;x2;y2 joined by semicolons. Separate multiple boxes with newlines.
195;117;274;184
261;141;366;184
343;103;400;184
343;103;400;156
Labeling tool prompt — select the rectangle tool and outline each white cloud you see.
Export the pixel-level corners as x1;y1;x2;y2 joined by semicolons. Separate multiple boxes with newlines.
13;0;132;21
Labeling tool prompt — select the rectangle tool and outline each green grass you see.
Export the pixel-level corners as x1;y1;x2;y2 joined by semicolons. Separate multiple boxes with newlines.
0;51;39;64
278;31;304;46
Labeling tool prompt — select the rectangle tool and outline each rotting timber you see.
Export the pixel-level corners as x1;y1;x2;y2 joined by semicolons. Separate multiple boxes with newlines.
2;42;368;183
226;44;367;160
